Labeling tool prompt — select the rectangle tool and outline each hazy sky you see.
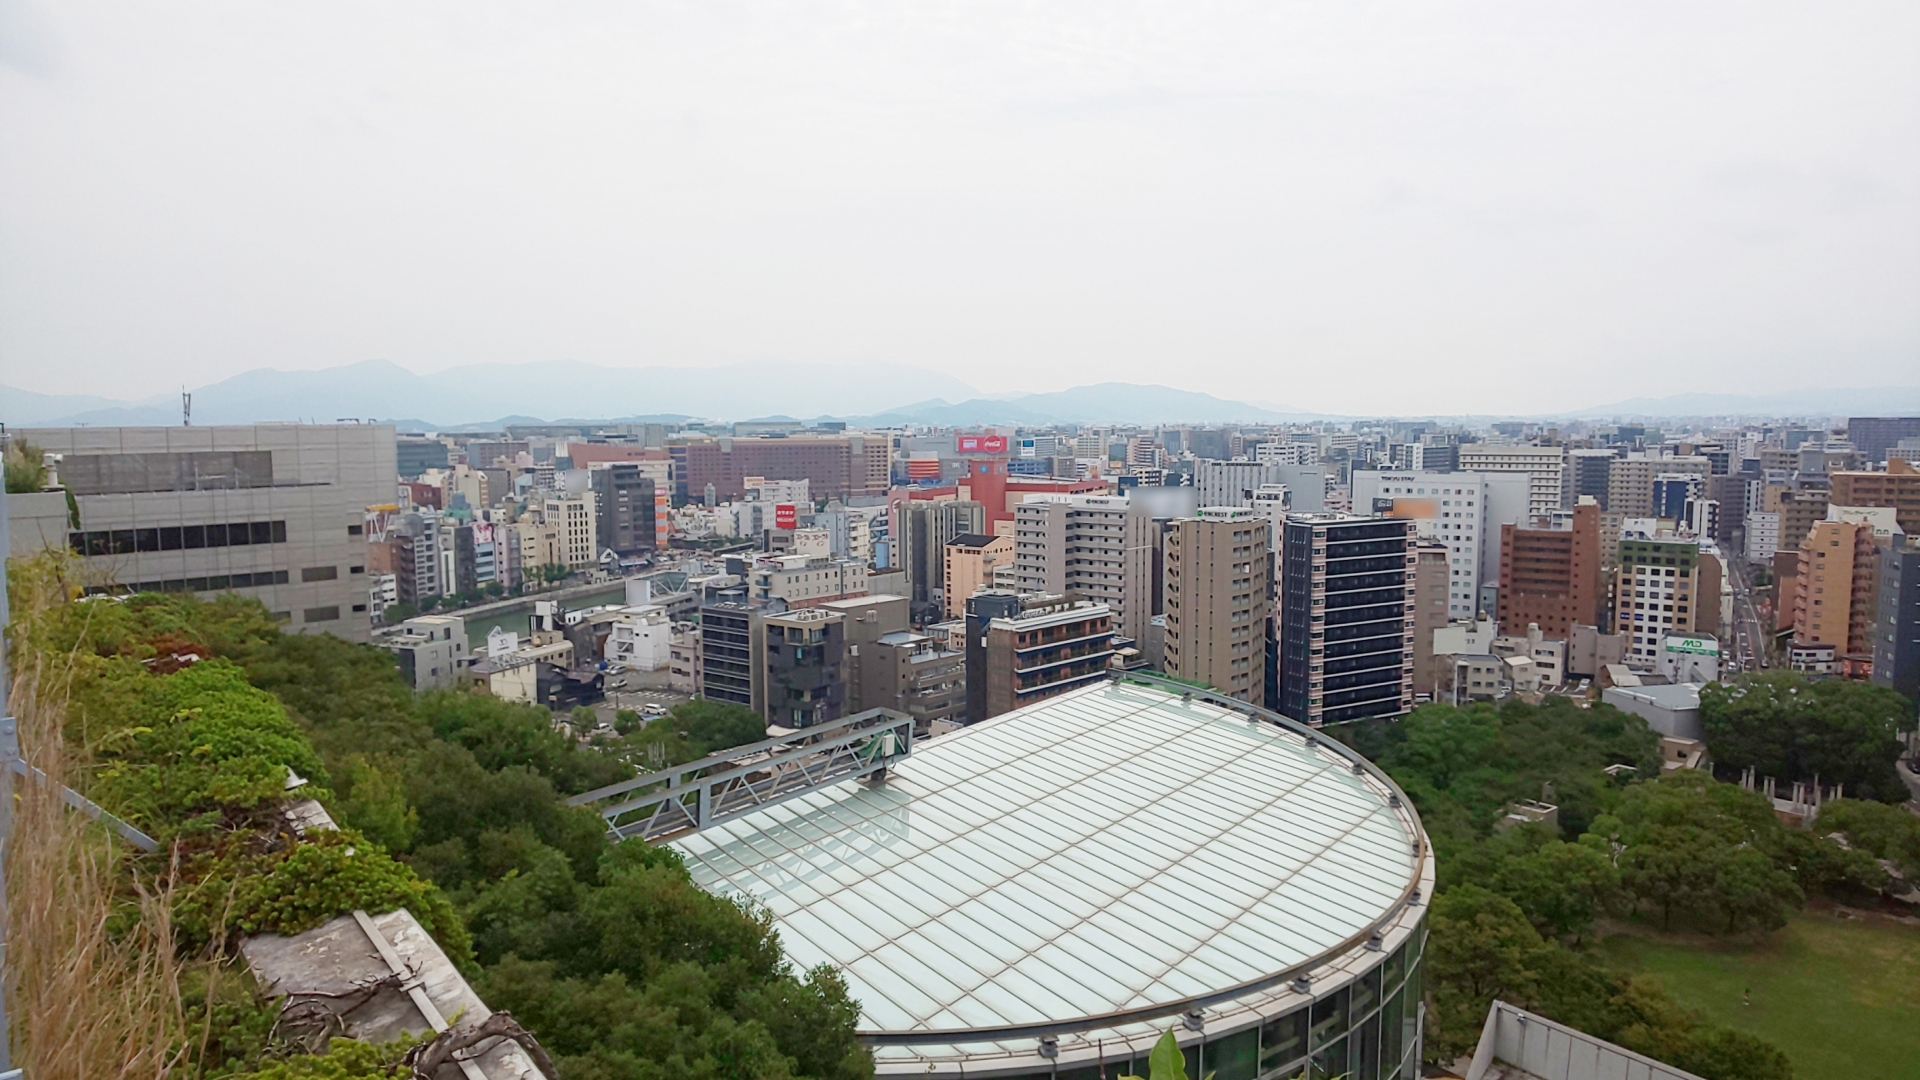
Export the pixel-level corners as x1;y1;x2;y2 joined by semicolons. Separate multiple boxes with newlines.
3;1;1916;414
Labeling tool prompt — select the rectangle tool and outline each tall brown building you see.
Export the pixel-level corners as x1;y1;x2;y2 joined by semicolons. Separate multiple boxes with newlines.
1412;541;1451;694
1495;501;1603;640
1766;488;1832;556
965;592;1115;723
1163;509;1271;703
1792;519;1878;655
1829;460;1920;537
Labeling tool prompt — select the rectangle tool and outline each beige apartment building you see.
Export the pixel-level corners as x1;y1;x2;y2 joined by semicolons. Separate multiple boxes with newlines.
1607;455;1711;517
541;492;598;568
1792;519;1878;655
1012;494;1157;642
1162;507;1271;703
942;532;1014;619
1764;487;1832;557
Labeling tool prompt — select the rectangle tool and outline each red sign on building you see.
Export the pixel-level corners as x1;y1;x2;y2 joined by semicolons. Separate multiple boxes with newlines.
775;503;798;530
957;434;1008;454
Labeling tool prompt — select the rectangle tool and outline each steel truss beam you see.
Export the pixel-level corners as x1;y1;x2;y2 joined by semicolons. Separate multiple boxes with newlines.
568;708;914;843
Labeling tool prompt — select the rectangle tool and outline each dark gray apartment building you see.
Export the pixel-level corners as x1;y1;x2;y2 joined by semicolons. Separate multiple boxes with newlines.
1275;514;1417;726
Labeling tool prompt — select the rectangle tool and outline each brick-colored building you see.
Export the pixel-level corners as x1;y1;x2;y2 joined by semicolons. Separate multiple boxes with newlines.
676;434;890;503
1495;501;1603;641
1830;459;1920;537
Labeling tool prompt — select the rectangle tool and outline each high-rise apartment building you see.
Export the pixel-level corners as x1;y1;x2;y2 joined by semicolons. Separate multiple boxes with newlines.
1765;487;1833;556
1607;455;1711;517
698;595;760;710
1162;508;1271;703
1011;494;1155;641
1829;460;1920;536
1495;501;1603;641
964;591;1114;723
1651;474;1704;521
1792;519;1878;656
1872;538;1920;703
1274;515;1417;726
12;424;395;642
1615;538;1722;664
1744;510;1782;565
1457;444;1564;520
898;499;986;614
1411;541;1451;693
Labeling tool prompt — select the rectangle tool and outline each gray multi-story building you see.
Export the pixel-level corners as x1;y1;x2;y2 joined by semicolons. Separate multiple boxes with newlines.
698;594;760;710
1274;514;1417;726
1847;417;1920;468
590;463;657;556
10;424;395;642
763;607;846;731
1872;538;1920;704
1567;449;1617;510
899;499;986;617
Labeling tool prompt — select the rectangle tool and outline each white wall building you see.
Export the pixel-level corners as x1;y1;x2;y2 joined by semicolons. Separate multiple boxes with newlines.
1457;444;1565;521
1350;470;1530;620
1012;493;1155;642
606;604;676;672
1744;510;1781;565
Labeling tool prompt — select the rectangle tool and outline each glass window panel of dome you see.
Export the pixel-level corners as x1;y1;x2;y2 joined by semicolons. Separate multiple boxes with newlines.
905;920;1003;985
1013;947;1124;1013
975;966;1080;1023
1379;988;1403;1078
807;895;898;953
1108;886;1215;949
1399;962;1422;1038
1204;1025;1259;1080
943;904;1037;967
1382;939;1407;991
1057;914;1162;978
868;940;971;1009
938;834;1026;883
773;907;863;967
1000;871;1094;922
1185;939;1286;985
1149;957;1241;1000
846;873;946;923
845;955;944;1025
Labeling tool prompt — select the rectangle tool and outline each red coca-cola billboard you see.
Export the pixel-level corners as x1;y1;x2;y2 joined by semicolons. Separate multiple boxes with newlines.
775;503;798;530
957;434;1008;454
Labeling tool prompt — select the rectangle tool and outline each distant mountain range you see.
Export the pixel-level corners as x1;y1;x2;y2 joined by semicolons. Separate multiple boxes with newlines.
2;361;1914;428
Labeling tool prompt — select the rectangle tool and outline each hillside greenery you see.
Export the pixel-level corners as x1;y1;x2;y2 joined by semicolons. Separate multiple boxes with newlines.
9;573;867;1080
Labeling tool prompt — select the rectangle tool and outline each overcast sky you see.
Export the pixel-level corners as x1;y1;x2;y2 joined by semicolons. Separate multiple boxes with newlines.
2;1;1916;414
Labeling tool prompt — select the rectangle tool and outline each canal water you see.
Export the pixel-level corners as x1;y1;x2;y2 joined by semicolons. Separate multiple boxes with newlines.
462;585;629;648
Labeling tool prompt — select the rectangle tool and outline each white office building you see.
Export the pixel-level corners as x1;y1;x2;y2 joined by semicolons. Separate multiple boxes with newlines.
1351;470;1531;620
1744;510;1781;565
1457;444;1565;521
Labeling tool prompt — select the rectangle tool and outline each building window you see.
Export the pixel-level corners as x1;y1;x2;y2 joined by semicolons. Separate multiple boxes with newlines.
303;606;341;623
301;565;339;583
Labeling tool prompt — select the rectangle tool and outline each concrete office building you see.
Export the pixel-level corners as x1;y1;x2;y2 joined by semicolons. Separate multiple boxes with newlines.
1275;515;1417;726
1195;459;1331;514
13;423;395;642
1744;510;1782;565
1162;508;1271;703
1830;460;1920;537
1705;473;1747;546
762;607;847;732
382;614;470;691
819;593;961;734
1496;501;1603;641
589;463;656;555
1651;474;1704;521
541;492;597;569
1566;449;1616;509
964;591;1114;723
898;499;986;615
1011;494;1155;641
1792;519;1878;656
1846;418;1920;467
1872;538;1920;702
942;532;1014;619
1766;487;1833;556
698;596;760;710
1616;538;1722;664
671;679;1430;1080
1457;444;1564;519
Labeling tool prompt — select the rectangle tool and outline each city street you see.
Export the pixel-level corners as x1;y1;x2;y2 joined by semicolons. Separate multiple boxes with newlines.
1727;555;1773;673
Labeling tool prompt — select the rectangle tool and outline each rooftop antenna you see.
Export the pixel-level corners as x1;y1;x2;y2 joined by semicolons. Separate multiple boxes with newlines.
182;388;192;427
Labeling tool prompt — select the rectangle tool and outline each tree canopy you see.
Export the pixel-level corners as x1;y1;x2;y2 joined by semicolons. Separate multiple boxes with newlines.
1699;672;1913;802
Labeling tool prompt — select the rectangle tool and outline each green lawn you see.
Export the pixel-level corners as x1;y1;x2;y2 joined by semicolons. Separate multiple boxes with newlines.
1598;906;1920;1080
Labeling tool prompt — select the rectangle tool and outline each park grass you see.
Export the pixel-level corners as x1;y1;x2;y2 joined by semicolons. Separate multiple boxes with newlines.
1598;904;1920;1080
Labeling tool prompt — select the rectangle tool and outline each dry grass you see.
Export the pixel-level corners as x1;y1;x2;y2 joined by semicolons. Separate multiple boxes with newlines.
5;561;191;1078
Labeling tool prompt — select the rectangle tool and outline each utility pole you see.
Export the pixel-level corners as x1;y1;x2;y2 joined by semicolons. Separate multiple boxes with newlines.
1;478;18;1076
182;389;192;427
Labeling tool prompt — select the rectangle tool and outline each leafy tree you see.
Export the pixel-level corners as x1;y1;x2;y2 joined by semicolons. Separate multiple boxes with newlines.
1700;672;1913;802
1815;797;1920;882
1599;771;1804;933
1426;886;1544;1058
675;699;772;756
382;600;419;623
1492;837;1621;944
3;437;48;493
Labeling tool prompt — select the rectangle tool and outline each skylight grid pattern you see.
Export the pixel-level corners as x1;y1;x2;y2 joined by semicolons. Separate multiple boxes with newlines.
675;683;1416;1034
